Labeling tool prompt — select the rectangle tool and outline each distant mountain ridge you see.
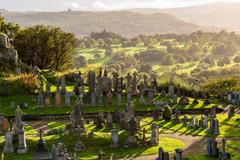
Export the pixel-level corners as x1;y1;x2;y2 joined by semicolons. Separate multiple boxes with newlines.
129;2;240;32
1;10;208;37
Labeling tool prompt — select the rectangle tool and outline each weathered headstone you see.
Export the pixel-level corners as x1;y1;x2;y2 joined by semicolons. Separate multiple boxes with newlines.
55;86;61;107
65;93;71;106
150;124;159;145
106;90;113;106
60;76;66;94
106;113;113;128
174;148;183;160
3;131;14;153
111;129;119;148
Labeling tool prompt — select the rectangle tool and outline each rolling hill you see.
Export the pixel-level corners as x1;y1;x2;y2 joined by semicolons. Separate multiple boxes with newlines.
1;10;204;37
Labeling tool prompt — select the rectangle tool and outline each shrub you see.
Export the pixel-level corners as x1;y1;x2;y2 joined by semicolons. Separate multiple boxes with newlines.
161;54;175;66
233;56;240;63
163;105;172;121
7;73;39;94
139;64;152;73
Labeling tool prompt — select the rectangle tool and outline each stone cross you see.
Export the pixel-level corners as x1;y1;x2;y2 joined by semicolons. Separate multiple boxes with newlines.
17;124;27;153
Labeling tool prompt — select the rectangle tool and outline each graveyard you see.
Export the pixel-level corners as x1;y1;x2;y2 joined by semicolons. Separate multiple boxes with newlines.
1;3;240;159
0;67;240;160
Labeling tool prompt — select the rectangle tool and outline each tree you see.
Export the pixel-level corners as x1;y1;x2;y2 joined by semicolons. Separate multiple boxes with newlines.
161;54;175;66
188;44;201;55
13;25;76;70
0;16;20;40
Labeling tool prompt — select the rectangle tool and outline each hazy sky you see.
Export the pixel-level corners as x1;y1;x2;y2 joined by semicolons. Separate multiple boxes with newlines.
1;0;240;11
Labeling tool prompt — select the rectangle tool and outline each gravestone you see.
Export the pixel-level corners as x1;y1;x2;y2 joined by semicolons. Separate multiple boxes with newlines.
37;129;47;152
107;90;113;106
37;92;44;106
199;116;204;127
194;117;199;128
55;86;61;107
143;74;148;93
174;149;183;160
228;105;235;119
158;147;170;160
126;73;132;95
190;115;195;127
213;119;219;136
17;125;27;153
95;114;104;129
125;116;138;147
117;93;122;106
102;68;112;94
220;138;231;160
168;78;175;98
3;131;14;153
106;113;113;128
152;109;159;121
90;92;96;106
183;115;188;125
60;76;66;94
111;129;119;148
161;89;167;97
203;115;208;128
74;126;85;151
132;71;139;96
65;93;71;106
179;96;189;105
45;96;51;107
151;76;158;95
209;115;215;134
150;124;159;145
147;88;154;105
114;106;120;123
126;92;132;105
138;92;146;105
88;70;96;93
46;82;51;95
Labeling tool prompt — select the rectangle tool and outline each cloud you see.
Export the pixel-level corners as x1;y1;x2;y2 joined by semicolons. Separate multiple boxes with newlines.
63;1;80;8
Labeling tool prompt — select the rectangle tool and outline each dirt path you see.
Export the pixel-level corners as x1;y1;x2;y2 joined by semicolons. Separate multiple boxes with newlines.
122;133;204;160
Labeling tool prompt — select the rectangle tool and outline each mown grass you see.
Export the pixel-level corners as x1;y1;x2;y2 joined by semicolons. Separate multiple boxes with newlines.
0;94;217;116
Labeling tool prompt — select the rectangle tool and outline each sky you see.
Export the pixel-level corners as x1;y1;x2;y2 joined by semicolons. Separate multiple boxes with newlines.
1;0;240;11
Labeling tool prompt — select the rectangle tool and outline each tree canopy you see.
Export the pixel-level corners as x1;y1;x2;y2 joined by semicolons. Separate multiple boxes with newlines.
13;25;76;70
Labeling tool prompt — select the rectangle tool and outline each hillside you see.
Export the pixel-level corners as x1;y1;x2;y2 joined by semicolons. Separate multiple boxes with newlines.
129;2;240;31
1;11;202;37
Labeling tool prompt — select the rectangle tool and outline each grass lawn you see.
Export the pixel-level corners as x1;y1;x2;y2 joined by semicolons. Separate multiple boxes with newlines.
1;120;186;160
0;94;217;116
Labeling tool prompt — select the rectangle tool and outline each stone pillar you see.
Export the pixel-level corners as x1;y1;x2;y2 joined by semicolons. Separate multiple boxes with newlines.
17;126;27;153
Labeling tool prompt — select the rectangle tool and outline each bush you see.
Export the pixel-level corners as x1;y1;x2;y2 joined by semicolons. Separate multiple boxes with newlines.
139;64;152;73
162;105;172;121
7;73;39;94
161;54;175;66
233;56;240;63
